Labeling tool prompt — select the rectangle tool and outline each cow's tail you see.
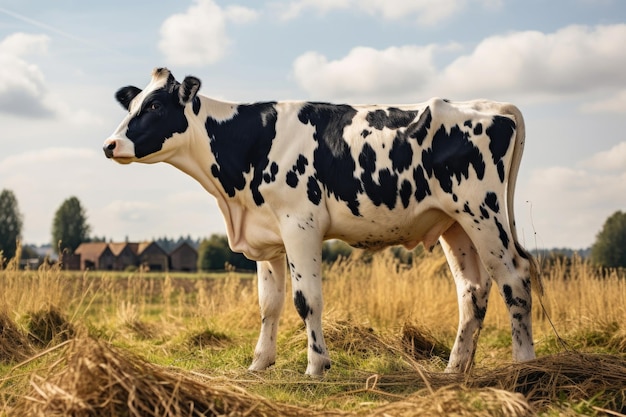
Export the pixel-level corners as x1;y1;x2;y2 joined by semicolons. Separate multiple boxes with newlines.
503;104;543;296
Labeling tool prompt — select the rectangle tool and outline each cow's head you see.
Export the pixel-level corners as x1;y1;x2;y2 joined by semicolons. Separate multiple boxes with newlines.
103;67;201;164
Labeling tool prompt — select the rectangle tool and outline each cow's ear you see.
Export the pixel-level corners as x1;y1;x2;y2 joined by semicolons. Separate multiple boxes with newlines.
116;86;142;110
179;76;201;106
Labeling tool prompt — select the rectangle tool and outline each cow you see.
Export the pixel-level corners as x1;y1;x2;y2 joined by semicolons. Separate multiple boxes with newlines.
103;67;540;375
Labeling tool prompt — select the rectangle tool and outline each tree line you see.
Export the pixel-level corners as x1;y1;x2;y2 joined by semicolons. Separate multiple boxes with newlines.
3;187;626;269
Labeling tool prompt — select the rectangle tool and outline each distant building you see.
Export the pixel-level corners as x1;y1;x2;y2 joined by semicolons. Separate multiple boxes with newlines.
137;241;169;271
73;242;115;270
169;242;198;272
68;241;197;271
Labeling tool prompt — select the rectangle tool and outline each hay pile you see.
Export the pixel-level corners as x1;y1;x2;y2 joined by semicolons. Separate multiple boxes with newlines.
370;386;533;417
401;322;450;360
27;307;75;346
5;332;626;416
468;352;626;411
0;312;32;364
9;336;537;417
10;336;312;417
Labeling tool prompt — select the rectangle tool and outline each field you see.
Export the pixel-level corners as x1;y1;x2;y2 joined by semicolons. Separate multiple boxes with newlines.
1;246;625;416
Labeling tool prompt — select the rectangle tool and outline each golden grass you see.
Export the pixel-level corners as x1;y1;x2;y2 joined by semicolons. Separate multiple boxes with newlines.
1;246;626;416
4;334;624;417
3;335;537;417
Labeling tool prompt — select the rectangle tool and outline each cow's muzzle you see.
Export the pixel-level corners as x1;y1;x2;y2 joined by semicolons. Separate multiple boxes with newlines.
103;141;116;158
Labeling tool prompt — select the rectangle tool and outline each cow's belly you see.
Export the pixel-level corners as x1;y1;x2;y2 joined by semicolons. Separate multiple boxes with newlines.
325;207;455;251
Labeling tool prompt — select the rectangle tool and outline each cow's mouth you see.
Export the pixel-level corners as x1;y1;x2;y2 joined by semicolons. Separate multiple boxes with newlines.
111;156;134;164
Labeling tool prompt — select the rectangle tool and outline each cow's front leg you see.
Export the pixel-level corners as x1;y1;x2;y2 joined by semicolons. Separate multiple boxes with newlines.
289;256;330;375
283;229;330;375
249;257;286;371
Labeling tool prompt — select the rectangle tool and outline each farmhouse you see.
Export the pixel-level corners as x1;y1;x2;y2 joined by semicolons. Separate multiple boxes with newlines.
66;241;197;271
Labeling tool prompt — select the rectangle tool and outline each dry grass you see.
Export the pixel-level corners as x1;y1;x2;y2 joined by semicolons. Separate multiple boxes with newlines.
2;335;536;417
5;333;624;417
0;312;32;364
1;246;626;416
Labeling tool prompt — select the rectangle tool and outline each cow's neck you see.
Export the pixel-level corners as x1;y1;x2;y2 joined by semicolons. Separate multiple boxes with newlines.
165;95;249;253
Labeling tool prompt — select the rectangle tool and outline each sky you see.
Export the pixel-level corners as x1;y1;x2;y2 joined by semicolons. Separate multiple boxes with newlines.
1;0;625;250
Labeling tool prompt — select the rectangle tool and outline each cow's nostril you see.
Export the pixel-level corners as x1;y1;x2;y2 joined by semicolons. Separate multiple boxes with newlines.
103;141;116;158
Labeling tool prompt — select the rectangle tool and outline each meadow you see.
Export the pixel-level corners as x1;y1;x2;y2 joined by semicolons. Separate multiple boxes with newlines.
0;246;625;416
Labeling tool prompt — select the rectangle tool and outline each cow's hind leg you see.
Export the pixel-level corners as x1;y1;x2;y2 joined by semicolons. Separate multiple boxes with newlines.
456;212;536;366
249;257;286;371
441;222;492;373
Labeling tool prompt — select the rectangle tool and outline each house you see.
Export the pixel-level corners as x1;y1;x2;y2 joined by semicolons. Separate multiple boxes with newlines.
70;240;196;271
109;242;138;270
73;242;115;270
169;242;198;272
137;241;169;271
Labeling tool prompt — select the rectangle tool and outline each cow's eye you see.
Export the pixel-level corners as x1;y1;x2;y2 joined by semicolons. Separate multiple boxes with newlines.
147;102;161;111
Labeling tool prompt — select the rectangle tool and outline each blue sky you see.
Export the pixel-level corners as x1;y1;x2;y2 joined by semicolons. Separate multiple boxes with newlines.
1;0;625;249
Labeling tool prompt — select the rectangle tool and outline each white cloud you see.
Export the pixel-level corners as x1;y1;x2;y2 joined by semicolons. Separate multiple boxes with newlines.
582;141;626;172
580;90;626;114
0;147;98;173
276;0;501;24
292;24;626;103
0;32;56;118
159;0;258;67
519;144;626;249
276;0;351;20
293;45;440;101
438;24;626;99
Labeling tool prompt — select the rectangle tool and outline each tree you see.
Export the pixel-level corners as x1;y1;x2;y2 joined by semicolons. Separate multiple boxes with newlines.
0;189;23;261
52;196;91;254
322;240;353;263
197;234;256;271
197;234;230;271
590;210;626;268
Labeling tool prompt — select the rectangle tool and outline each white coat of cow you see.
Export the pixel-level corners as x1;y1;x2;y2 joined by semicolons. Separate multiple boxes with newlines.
104;68;540;374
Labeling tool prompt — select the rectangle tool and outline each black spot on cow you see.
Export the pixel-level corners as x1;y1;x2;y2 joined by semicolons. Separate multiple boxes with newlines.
361;129;371;138
124;85;189;158
472;293;486;321
307;176;322;205
479;205;490;219
463;202;475;217
412;165;431;202
298;103;361;215
285;154;308;188
399;179;412;208
502;284;517;307
464;120;472;128
207;102;278;205
515;241;530;260
192;97;201;115
484;192;499;213
263;162;278;183
486;115;515;182
473;123;483;135
286;172;298;188
389;134;413;173
366;107;418;130
422;124;485;194
359;143;398;210
409;106;431;146
494;217;509;249
294;290;310;321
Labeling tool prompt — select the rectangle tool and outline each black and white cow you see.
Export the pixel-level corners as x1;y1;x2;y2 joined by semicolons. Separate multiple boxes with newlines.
104;68;540;374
